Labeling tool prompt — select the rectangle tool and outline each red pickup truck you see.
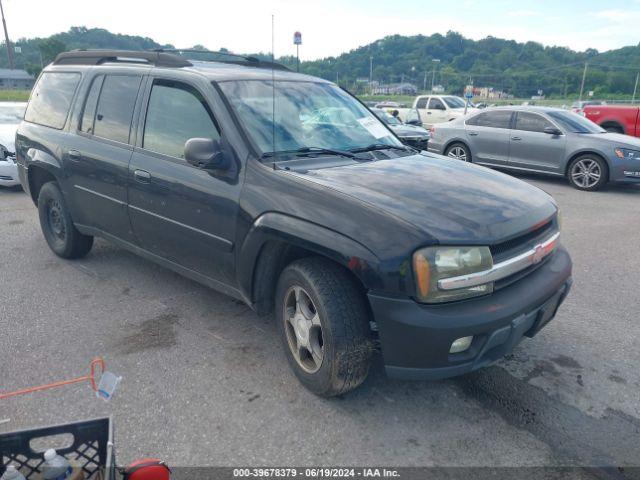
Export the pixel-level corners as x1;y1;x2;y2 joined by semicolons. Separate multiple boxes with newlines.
582;105;640;137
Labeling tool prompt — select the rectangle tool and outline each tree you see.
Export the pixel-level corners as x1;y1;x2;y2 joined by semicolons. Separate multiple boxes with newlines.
38;38;66;65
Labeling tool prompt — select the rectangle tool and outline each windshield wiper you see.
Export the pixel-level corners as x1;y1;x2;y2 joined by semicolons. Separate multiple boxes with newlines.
262;146;358;160
350;143;415;153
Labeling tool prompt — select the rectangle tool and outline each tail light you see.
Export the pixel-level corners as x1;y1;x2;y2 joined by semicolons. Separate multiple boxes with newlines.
429;126;436;136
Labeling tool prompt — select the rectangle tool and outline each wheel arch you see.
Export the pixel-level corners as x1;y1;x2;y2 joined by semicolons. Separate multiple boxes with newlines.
237;213;381;316
27;163;60;205
599;120;625;134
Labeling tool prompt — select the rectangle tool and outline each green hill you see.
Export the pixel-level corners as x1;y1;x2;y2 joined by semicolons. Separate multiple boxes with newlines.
3;27;640;98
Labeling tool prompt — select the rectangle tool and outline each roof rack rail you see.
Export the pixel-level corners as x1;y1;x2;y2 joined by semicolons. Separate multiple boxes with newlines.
53;49;193;68
153;48;290;71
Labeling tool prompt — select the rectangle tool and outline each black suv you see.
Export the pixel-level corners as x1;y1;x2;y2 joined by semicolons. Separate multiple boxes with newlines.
16;50;572;396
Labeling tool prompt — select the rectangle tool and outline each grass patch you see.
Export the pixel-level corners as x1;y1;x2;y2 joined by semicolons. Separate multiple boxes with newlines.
0;90;31;102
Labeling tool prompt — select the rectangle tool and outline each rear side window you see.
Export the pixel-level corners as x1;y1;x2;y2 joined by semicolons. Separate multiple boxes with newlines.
514;112;554;133
143;80;219;159
80;75;103;134
466;110;513;129
416;98;428;109
24;72;81;129
92;75;142;144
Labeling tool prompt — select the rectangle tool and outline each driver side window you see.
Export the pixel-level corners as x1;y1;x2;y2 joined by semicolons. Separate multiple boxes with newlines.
143;80;220;160
428;98;445;110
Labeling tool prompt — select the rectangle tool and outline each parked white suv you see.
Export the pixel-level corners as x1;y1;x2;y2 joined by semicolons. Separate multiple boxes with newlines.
401;95;478;128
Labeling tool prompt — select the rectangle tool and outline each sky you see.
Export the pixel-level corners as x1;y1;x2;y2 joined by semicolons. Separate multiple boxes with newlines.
3;0;640;60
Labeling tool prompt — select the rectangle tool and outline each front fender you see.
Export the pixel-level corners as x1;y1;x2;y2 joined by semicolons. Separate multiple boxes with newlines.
237;212;383;301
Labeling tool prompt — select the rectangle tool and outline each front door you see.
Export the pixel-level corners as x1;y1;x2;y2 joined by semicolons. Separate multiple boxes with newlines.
508;111;567;173
128;77;241;286
425;97;448;126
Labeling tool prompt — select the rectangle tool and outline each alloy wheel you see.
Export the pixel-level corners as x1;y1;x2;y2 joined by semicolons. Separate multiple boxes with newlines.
447;146;468;161
571;158;601;189
283;285;324;373
47;199;66;240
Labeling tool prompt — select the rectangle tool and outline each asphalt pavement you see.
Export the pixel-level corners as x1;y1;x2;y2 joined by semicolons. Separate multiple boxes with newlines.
1;174;639;472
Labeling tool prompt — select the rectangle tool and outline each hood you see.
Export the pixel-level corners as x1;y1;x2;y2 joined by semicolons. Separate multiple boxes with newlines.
390;124;429;137
596;132;640;149
0;123;18;153
294;153;556;244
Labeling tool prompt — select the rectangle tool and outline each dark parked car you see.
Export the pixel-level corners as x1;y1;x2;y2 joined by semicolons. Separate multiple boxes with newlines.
16;50;572;396
370;107;430;150
428;106;640;191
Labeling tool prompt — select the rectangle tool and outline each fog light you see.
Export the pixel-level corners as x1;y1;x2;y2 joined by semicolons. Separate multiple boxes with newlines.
450;336;473;354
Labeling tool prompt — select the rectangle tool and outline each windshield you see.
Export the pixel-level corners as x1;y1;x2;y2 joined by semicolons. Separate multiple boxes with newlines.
443;96;467;109
547;110;606;134
218;80;402;158
372;108;401;126
0;105;25;124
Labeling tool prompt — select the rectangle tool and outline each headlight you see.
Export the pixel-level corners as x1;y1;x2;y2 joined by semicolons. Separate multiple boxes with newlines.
614;148;640;160
413;246;493;303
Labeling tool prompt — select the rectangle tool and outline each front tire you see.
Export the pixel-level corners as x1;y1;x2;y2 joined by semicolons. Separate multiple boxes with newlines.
38;181;94;258
275;258;373;397
445;142;471;162
567;155;608;191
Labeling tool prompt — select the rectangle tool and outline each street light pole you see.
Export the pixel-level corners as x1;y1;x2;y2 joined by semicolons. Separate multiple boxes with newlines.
632;72;639;105
430;59;440;93
0;0;14;70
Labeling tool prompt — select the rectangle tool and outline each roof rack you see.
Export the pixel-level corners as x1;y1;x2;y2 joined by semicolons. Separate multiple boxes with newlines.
153;48;290;71
53;49;193;68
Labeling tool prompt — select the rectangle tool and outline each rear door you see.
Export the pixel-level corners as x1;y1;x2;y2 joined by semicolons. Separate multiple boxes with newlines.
128;76;240;287
464;110;513;166
508;111;567;173
66;72;144;242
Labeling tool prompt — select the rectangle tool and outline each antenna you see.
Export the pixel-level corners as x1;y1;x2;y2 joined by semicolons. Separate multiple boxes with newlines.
271;14;276;169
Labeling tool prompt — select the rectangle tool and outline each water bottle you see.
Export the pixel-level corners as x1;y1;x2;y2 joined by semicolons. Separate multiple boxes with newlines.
41;449;72;480
1;465;26;480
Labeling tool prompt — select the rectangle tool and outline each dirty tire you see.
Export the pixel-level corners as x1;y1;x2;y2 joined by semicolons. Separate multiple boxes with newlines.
38;181;94;259
275;257;373;397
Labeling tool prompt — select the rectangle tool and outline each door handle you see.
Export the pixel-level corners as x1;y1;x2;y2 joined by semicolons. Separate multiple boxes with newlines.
133;169;151;183
68;149;82;161
426;111;432;115
511;136;522;141
468;131;479;136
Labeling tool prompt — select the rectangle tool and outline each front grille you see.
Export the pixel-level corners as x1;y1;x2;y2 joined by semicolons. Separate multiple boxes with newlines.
490;220;554;261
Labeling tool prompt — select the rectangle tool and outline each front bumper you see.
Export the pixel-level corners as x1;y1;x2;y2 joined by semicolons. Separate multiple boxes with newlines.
368;245;572;380
609;158;640;184
0;158;19;187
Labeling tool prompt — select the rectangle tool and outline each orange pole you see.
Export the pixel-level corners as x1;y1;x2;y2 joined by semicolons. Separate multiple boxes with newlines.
0;358;105;400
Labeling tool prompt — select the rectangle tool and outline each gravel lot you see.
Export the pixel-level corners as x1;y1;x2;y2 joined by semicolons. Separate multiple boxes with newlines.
1;175;639;470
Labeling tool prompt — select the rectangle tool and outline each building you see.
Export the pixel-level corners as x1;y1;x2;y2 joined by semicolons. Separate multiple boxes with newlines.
372;82;417;95
0;69;35;89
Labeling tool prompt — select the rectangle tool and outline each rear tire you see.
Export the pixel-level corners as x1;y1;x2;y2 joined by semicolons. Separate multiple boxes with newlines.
445;142;471;162
567;155;608;191
275;257;373;397
38;181;94;258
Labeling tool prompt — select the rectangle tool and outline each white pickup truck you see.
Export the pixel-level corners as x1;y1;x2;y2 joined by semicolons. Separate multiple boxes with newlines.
396;95;478;128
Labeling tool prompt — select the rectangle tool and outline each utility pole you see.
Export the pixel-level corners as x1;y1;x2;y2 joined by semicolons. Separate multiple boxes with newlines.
369;55;373;96
632;72;639;105
0;0;14;69
423;71;427;92
579;62;588;102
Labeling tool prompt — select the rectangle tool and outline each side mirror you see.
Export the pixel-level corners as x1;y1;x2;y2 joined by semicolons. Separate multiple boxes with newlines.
543;126;563;136
184;138;229;170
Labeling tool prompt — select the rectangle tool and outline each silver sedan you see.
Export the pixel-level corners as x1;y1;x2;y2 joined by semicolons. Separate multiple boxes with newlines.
427;106;640;191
